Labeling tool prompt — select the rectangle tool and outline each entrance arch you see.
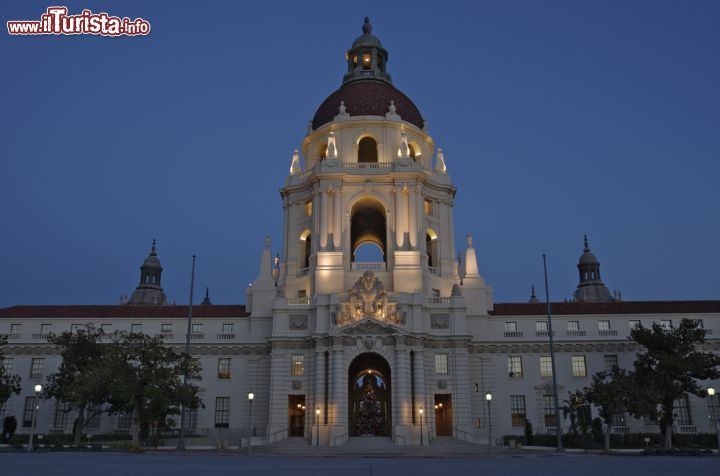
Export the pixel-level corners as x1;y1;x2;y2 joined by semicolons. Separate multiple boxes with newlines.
348;353;391;436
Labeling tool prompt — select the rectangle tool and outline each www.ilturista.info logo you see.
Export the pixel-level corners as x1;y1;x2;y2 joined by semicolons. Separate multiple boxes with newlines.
7;6;151;36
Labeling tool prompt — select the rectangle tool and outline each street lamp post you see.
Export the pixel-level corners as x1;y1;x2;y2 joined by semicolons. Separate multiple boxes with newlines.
27;384;42;452
247;391;254;456
543;254;563;451
708;387;720;454
315;407;320;446
485;392;493;454
419;406;424;446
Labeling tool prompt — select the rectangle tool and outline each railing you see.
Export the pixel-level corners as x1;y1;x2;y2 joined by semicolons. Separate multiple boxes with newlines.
455;428;483;444
332;430;347;446
351;262;386;271
535;331;554;337
611;426;630;434
566;330;586;337
267;427;288;444
217;333;235;340
32;333;50;340
545;427;559;435
288;296;311;306
427;297;451;305
676;425;697;434
704;329;713;335
504;331;524;338
427;266;438;275
598;330;618;336
343;162;393;169
190;333;204;340
297;267;309;277
49;428;69;435
1;334;19;340
155;333;174;340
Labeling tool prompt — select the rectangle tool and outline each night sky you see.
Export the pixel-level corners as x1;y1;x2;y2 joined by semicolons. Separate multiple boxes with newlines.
2;1;718;307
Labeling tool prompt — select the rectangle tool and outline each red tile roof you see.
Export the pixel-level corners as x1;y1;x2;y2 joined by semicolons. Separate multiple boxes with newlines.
491;301;720;316
0;305;249;319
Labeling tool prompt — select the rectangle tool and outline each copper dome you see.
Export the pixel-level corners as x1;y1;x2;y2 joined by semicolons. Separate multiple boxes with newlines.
312;80;424;131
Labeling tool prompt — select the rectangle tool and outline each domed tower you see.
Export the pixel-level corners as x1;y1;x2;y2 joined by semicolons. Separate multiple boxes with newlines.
573;235;614;302
254;18;492;446
128;239;167;305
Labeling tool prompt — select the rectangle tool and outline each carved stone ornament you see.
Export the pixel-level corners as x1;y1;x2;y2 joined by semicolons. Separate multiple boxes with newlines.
289;314;307;330
292;380;302;390
431;314;449;329
364;336;374;351
437;380;447;389
335;271;402;326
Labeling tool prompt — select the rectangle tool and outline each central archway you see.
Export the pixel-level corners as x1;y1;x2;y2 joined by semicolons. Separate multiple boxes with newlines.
350;198;387;263
348;353;392;436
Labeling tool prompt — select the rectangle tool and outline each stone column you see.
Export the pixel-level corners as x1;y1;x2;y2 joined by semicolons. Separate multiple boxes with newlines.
452;346;472;436
394;337;410;428
395;186;404;248
333;189;342;249
414;345;427;442
331;338;347;443
320;187;329;249
408;185;417;249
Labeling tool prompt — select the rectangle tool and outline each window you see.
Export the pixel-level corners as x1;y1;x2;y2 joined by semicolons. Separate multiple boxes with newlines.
708;394;720;422
40;323;51;334
191;323;203;334
70;324;81;333
539;356;553;377
291;355;305;376
305;201;313;217
53;401;72;428
101;323;111;333
222;323;234;335
215;397;230;428
543;394;556;427
117;412;132;429
598;320;610;331
629;320;640;329
358;136;378;162
10;323;20;335
182;407;198;429
536;321;548;332
510;395;526;427
23;396;38;427
604;354;618;372
298;290;307;298
567;321;579;331
612;409;627;427
504;322;517;332
85;404;102;429
692;319;704;329
432;288;441;298
218;358;231;379
131;323;142;333
673;395;692;425
435;354;448;374
571;355;587;377
660;320;672;330
161;323;172;334
30;357;44;379
1;357;13;373
508;356;523;378
424;199;433;215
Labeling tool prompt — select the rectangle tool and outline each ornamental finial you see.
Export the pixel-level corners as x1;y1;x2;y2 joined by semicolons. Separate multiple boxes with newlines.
362;17;372;35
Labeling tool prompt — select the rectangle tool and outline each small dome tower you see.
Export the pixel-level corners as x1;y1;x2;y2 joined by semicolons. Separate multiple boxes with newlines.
128;239;168;305
573;235;614;302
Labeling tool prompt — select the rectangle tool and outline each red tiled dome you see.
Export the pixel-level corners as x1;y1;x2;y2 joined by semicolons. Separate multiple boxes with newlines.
312;80;424;130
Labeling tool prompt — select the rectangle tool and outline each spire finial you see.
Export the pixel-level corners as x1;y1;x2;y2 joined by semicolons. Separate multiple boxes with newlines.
467;233;473;247
264;235;271;248
583;234;590;251
151;239;157;255
362;16;372;35
201;287;212;305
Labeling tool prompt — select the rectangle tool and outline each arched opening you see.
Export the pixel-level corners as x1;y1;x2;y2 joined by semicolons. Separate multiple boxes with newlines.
299;229;312;269
353;242;385;262
426;228;438;269
348;353;391;436
351;198;387;263
358;137;378;163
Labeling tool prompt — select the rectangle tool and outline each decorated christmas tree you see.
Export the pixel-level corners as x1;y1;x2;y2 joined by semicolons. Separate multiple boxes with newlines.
355;377;385;435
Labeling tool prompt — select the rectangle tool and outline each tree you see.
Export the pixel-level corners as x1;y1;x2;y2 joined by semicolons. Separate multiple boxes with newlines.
578;367;634;452
45;326;111;444
0;335;22;415
562;390;592;449
629;318;720;450
103;331;202;445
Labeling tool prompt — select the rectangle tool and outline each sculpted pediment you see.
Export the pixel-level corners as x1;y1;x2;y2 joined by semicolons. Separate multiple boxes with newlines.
334;271;406;327
340;318;399;336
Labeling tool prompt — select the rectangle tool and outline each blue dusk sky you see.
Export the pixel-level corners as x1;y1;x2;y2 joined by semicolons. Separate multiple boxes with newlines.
1;1;718;307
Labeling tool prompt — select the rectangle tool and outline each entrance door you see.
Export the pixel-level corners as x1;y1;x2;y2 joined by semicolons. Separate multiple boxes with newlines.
434;394;453;436
348;353;392;436
288;395;305;437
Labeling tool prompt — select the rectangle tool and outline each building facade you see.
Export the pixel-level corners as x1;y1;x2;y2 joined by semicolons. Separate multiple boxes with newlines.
1;18;719;446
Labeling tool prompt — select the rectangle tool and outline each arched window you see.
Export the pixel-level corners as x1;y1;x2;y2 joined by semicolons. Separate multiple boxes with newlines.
351;198;387;262
299;230;312;269
426;229;439;269
358;137;378;163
